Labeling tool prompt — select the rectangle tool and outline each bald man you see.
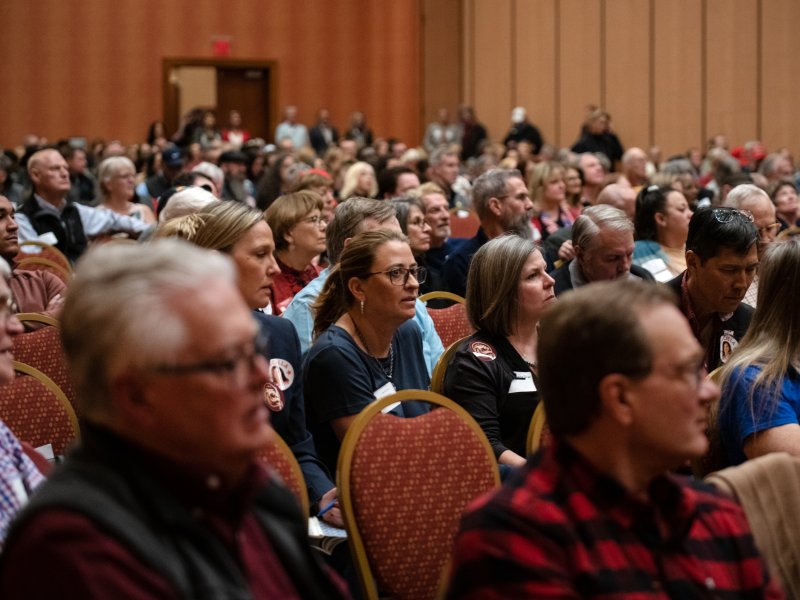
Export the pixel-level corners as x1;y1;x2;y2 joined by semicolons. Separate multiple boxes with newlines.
17;149;148;262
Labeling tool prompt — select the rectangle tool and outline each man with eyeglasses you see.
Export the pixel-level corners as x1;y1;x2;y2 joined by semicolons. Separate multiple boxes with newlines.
442;168;534;298
446;281;782;598
724;183;780;308
0;240;349;599
667;207;759;371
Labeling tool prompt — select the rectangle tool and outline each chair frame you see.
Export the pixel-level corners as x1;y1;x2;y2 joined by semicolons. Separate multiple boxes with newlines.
10;360;80;447
15;256;72;283
17;240;72;271
262;430;310;517
15;312;60;328
419;291;465;305
337;389;499;600
430;335;469;394
526;402;547;455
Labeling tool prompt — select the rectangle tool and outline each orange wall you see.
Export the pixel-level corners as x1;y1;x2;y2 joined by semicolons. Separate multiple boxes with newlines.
461;0;800;159
0;0;421;148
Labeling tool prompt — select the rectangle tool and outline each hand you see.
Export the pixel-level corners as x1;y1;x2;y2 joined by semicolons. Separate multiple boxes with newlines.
558;240;575;261
318;487;343;528
45;293;65;315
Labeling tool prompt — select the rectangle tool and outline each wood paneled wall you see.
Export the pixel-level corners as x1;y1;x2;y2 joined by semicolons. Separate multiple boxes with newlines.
0;0;421;149
459;0;800;159
4;1;800;158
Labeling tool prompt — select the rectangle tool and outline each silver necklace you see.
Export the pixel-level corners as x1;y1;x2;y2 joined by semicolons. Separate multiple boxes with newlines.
350;315;394;380
508;338;536;371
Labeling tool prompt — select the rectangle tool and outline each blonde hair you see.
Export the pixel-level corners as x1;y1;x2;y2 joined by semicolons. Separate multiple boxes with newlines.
189;201;265;253
340;161;378;200
97;156;136;198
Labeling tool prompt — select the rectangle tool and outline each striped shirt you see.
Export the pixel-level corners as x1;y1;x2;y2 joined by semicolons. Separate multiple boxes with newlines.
446;440;783;599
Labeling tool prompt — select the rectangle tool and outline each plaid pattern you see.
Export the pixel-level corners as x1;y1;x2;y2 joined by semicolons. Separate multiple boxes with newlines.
0;419;44;551
446;441;783;599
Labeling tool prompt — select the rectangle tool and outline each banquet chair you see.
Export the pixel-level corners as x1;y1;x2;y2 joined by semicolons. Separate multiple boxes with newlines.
0;361;79;455
337;389;499;600
429;335;468;394
255;429;310;516
419;292;473;349
12;321;78;417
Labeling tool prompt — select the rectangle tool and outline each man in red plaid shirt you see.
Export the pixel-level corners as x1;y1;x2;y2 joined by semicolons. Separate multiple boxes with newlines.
446;280;783;599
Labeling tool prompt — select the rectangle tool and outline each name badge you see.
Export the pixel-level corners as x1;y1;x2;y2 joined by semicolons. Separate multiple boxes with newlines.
374;381;399;413
10;476;28;505
509;371;537;394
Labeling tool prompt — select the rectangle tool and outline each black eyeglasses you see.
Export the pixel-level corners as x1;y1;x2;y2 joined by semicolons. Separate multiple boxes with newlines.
149;333;268;387
365;266;427;286
711;207;754;223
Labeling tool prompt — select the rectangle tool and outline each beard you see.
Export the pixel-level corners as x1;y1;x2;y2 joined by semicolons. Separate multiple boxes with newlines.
503;215;532;239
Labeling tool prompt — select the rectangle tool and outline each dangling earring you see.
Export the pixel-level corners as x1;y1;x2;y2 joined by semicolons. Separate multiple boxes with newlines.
360;299;365;315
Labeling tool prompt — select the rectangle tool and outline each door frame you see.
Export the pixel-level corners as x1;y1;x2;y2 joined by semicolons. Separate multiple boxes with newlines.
162;57;279;140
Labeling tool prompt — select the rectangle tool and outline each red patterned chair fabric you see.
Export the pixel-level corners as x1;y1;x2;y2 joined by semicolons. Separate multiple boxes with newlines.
255;430;309;516
449;209;480;239
526;402;553;455
12;325;78;417
0;362;79;455
338;390;499;600
425;301;473;349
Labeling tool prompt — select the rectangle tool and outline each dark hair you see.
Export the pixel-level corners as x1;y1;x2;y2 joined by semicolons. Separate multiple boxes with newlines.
634;186;671;241
378;166;417;198
538;280;678;436
686;208;758;263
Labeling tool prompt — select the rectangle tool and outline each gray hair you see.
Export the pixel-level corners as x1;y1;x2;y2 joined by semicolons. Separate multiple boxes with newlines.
429;146;459;168
193;161;224;192
61;239;236;421
159;187;219;222
472;168;523;219
724;183;770;209
326;198;397;265
572;204;633;250
97;156;136;199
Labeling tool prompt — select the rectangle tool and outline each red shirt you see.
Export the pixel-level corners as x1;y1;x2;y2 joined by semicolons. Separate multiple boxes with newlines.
446;440;783;599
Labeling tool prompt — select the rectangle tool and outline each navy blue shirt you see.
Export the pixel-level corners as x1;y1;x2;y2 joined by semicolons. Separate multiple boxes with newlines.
442;228;489;298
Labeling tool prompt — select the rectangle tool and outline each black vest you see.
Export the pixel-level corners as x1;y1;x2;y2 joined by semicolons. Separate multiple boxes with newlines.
2;429;346;600
18;195;87;262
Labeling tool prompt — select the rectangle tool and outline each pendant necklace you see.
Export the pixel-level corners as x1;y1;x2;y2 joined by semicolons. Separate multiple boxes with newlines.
350;315;394;380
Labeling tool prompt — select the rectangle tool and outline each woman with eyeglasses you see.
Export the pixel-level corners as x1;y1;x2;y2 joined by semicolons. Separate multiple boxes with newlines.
265;191;328;316
717;238;800;466
390;197;441;296
443;235;555;474
182;201;344;527
632;185;693;281
97;157;156;225
304;228;430;477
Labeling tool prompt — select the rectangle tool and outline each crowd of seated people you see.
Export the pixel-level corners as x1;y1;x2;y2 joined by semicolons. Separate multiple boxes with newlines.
0;104;799;597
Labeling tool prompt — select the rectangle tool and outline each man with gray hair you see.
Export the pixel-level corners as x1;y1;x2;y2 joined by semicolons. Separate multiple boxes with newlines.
0;240;348;599
283;198;444;372
724;183;779;307
550;205;654;295
427;147;468;209
442;168;533;297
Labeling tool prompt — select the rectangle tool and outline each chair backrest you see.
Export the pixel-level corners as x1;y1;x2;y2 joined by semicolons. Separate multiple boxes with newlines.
526;401;552;455
420;293;474;349
338;389;499;600
0;361;80;455
15;257;71;285
12;322;78;417
16;241;72;272
705;453;800;597
449;209;480;239
255;430;310;516
430;335;469;394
